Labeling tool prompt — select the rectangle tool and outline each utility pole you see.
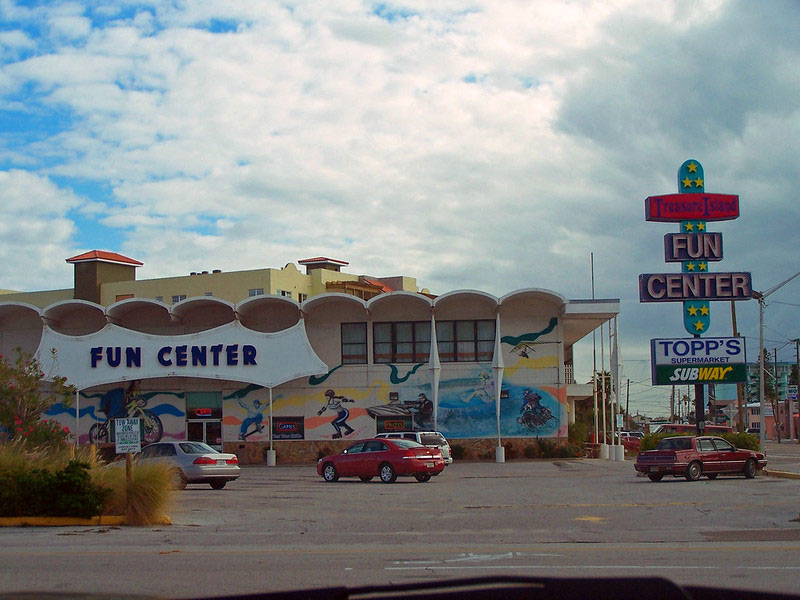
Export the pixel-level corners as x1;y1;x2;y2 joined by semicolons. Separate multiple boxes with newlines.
731;300;745;432
670;386;675;423
774;348;782;443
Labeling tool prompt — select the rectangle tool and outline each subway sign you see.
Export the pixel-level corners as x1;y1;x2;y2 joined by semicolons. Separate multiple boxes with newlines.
645;193;739;222
639;272;752;302
650;337;747;385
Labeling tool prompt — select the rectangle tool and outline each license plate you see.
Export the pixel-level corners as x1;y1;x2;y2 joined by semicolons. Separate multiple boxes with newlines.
426;462;434;468
649;466;660;472
216;459;225;465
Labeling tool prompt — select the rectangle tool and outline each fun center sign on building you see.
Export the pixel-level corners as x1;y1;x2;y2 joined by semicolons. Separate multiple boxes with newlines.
639;160;751;386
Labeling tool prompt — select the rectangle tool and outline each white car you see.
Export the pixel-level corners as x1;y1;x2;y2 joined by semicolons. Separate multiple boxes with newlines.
136;441;241;489
375;431;452;464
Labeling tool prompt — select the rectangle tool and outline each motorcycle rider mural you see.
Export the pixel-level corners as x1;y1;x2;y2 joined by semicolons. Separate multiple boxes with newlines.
517;388;554;430
317;389;356;439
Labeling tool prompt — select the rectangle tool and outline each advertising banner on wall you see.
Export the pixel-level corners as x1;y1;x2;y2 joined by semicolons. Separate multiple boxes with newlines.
272;417;305;440
650;337;747;385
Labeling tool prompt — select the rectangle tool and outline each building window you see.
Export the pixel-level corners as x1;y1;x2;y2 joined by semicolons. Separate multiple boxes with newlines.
115;294;134;302
249;288;264;297
171;294;186;304
341;323;367;364
436;320;495;362
278;290;291;298
298;293;308;303
373;321;431;363
155;296;163;302
205;292;213;297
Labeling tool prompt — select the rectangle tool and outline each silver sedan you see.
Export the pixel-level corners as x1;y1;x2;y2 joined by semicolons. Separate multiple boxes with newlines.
136;441;241;489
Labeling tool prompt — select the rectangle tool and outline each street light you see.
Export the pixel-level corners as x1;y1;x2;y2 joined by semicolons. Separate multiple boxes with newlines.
754;270;800;443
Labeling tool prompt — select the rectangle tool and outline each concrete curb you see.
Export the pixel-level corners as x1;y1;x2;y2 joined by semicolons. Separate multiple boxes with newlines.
763;469;800;480
0;515;171;527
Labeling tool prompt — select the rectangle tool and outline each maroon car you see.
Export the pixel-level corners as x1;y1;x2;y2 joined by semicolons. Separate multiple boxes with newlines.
317;438;445;483
634;435;767;482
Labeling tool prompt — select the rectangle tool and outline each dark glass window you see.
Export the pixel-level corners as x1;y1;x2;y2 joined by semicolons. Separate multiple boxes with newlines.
436;319;495;362
341;323;367;364
373;321;431;363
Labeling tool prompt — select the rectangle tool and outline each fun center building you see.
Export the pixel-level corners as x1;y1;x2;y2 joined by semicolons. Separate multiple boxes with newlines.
0;251;619;462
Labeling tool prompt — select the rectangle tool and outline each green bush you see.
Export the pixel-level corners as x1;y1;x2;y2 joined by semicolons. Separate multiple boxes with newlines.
502;442;518;459
450;444;466;460
523;444;538;459
568;422;588;448
0;460;110;519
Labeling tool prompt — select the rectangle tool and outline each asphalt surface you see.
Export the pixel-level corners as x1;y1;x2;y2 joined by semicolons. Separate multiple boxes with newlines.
1;451;799;598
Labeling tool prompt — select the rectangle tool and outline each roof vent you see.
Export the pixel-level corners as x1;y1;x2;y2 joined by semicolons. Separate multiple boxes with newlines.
212;269;221;273
202;271;209;274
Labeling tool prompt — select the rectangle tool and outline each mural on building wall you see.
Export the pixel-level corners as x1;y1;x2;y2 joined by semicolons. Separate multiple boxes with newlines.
45;387;186;444
222;385;269;443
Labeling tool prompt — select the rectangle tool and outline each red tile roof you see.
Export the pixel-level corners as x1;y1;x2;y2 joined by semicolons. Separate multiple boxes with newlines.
66;251;143;266
362;277;394;293
298;257;349;266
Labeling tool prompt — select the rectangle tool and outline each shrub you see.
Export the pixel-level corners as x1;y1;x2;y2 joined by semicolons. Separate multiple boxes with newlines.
502;442;517;459
450;444;467;460
16;419;73;449
523;445;538;459
92;461;174;525
0;460;110;519
568;422;588;448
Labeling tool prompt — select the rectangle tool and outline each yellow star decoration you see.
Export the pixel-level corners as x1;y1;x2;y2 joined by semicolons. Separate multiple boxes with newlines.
697;222;706;231
682;177;693;188
694;177;704;187
684;222;694;231
688;163;697;172
699;262;707;271
700;305;710;316
694;320;706;331
687;305;699;316
686;262;696;271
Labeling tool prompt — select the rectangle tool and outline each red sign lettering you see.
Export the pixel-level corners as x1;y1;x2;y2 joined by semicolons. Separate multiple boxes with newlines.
645;193;739;222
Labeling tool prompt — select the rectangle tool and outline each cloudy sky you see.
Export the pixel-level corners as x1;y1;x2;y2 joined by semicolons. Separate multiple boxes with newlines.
1;0;798;417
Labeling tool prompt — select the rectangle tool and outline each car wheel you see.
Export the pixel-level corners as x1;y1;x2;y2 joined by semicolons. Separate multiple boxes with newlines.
647;473;663;482
379;463;397;483
322;463;339;482
705;473;718;480
414;473;432;483
171;468;188;490
744;458;757;479
209;480;226;490
685;461;702;481
359;476;373;482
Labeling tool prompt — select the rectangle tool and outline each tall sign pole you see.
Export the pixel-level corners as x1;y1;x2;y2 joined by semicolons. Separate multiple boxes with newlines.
639;160;752;435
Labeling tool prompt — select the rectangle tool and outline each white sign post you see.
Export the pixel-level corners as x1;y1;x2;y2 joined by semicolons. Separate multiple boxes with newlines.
114;418;142;455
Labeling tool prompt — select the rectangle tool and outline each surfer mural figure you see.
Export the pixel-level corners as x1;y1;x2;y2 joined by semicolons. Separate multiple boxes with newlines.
317;389;355;439
517;389;554;430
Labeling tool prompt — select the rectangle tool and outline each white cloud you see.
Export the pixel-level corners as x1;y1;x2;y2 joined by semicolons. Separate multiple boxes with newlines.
1;0;799;416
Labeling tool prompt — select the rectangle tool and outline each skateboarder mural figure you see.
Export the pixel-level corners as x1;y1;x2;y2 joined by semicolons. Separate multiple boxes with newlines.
317;389;355;439
238;397;266;440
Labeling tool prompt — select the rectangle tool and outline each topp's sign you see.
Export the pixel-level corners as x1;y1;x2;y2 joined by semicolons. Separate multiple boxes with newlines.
650;337;747;385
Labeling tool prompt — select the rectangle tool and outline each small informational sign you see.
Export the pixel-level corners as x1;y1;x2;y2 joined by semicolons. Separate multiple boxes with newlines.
272;417;305;440
788;385;798;401
616;413;624;429
114;417;142;454
651;337;747;385
377;415;413;433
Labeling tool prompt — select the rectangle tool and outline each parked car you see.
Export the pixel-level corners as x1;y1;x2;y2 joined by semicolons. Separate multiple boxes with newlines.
619;434;641;453
634;435;767;482
375;430;453;464
317;438;445;483
136;441;241;489
746;426;761;439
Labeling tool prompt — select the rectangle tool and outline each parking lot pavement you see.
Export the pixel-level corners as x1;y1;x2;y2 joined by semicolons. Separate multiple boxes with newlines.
763;440;800;478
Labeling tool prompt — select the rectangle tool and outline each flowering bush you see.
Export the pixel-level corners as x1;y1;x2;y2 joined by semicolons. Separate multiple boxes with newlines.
0;348;76;445
13;418;73;449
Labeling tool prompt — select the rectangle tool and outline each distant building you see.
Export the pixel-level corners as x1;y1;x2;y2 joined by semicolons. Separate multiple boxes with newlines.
0;251;619;462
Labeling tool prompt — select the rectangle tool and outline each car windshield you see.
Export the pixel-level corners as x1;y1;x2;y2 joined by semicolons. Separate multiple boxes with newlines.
389;439;425;449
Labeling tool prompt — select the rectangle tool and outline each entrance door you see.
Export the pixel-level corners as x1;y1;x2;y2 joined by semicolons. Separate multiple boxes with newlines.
187;420;223;449
186;392;223;450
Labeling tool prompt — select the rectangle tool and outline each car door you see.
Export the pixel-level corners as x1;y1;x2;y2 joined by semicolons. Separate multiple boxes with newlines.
695;437;719;473
360;440;390;476
337;442;365;476
711;437;743;473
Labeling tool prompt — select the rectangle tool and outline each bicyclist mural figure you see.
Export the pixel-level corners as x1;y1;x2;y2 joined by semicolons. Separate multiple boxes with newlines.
317;389;355;439
238;397;266;440
90;380;164;444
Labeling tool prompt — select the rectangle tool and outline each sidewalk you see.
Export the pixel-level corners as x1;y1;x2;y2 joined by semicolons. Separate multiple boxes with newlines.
762;439;800;479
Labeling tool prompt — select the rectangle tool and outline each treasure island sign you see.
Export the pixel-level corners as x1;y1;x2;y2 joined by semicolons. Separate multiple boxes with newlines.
639;160;752;431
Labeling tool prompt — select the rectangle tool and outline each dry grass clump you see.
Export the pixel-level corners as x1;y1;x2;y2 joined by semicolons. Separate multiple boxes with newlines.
0;440;92;472
92;460;174;525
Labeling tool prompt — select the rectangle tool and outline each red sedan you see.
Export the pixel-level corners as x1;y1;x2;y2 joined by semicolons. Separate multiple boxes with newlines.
634;435;767;482
317;438;445;483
